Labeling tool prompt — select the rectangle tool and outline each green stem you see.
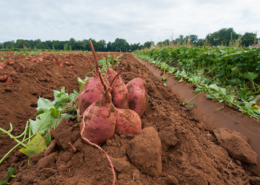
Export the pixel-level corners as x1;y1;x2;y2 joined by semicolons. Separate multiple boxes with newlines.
185;92;201;104
0;135;34;165
214;106;224;112
13;121;28;139
0;126;27;148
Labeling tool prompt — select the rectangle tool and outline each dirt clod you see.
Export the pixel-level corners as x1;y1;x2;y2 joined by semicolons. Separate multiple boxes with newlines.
213;127;258;164
127;127;162;177
158;126;178;151
110;157;131;173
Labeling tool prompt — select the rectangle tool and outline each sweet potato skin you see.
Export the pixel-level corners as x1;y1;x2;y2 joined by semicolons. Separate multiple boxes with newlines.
106;66;129;109
80;92;116;144
111;76;129;109
126;78;148;117
77;76;110;116
115;108;141;135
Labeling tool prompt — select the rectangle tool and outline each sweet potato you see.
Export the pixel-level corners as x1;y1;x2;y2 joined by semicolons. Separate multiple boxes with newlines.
80;91;116;144
126;77;148;117
80;73;116;144
106;58;129;109
77;40;109;115
115;108;141;135
0;75;7;82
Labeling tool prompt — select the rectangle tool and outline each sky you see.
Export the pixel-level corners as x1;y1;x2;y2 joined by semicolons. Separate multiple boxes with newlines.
0;0;259;44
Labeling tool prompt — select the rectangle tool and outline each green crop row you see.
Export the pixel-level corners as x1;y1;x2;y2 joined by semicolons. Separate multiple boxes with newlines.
133;46;260;119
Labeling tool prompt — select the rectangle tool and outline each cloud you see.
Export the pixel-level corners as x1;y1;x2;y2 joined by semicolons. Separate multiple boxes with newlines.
0;0;259;44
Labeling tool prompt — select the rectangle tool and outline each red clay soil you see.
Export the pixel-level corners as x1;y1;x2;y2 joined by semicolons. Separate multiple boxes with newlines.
0;52;259;184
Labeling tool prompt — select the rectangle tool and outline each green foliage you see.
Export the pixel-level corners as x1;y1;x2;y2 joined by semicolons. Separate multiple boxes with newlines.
0;87;78;162
98;54;122;73
0;167;17;185
29;87;77;146
77;76;91;91
19;132;47;157
134;46;260;119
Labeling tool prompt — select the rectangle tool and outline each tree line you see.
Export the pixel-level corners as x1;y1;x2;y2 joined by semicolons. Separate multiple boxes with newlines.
0;28;258;51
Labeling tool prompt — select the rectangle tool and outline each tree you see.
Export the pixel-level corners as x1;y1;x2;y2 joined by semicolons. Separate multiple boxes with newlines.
129;43;141;51
111;38;130;52
206;28;239;46
14;39;30;48
241;32;256;47
143;41;154;49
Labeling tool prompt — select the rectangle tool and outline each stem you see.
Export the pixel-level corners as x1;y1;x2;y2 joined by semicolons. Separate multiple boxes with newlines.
214;106;224;113
0;135;34;164
110;70;123;88
22;121;29;141
89;40;99;74
13;121;28;139
99;72;107;91
185;92;201;104
0;127;27;148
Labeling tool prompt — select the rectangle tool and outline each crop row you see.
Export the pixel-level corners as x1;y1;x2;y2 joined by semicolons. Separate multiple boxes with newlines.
133;46;260;119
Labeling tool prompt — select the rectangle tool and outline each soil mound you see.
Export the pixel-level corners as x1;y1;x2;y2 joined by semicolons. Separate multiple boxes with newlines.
0;52;259;184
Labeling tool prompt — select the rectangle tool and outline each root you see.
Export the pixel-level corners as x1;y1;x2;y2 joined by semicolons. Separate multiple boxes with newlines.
227;160;232;170
68;142;77;153
81;118;116;185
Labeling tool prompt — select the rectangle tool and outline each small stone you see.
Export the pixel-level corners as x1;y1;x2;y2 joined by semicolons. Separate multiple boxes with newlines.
166;175;179;185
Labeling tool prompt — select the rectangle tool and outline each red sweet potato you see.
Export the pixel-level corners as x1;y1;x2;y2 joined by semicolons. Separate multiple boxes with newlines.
77;41;109;115
106;58;129;109
126;77;148;117
115;108;141;135
80;73;116;144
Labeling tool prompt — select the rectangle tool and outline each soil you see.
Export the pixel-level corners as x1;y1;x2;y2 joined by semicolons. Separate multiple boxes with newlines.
0;52;259;184
135;56;260;174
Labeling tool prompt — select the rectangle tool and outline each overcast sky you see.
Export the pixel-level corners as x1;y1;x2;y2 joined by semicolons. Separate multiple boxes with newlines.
0;0;259;44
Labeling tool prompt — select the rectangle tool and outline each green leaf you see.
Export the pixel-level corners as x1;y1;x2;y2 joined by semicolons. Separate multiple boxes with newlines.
225;95;234;103
0;167;17;185
205;93;214;99
209;84;219;92
36;97;55;114
19;132;47;157
256;65;260;70
30;111;54;135
229;78;241;85
245;103;252;110
219;87;226;95
6;167;17;182
186;104;194;108
194;88;202;94
245;72;258;81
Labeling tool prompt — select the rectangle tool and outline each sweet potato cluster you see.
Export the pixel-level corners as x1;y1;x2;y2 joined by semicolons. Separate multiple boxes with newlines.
77;41;148;144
